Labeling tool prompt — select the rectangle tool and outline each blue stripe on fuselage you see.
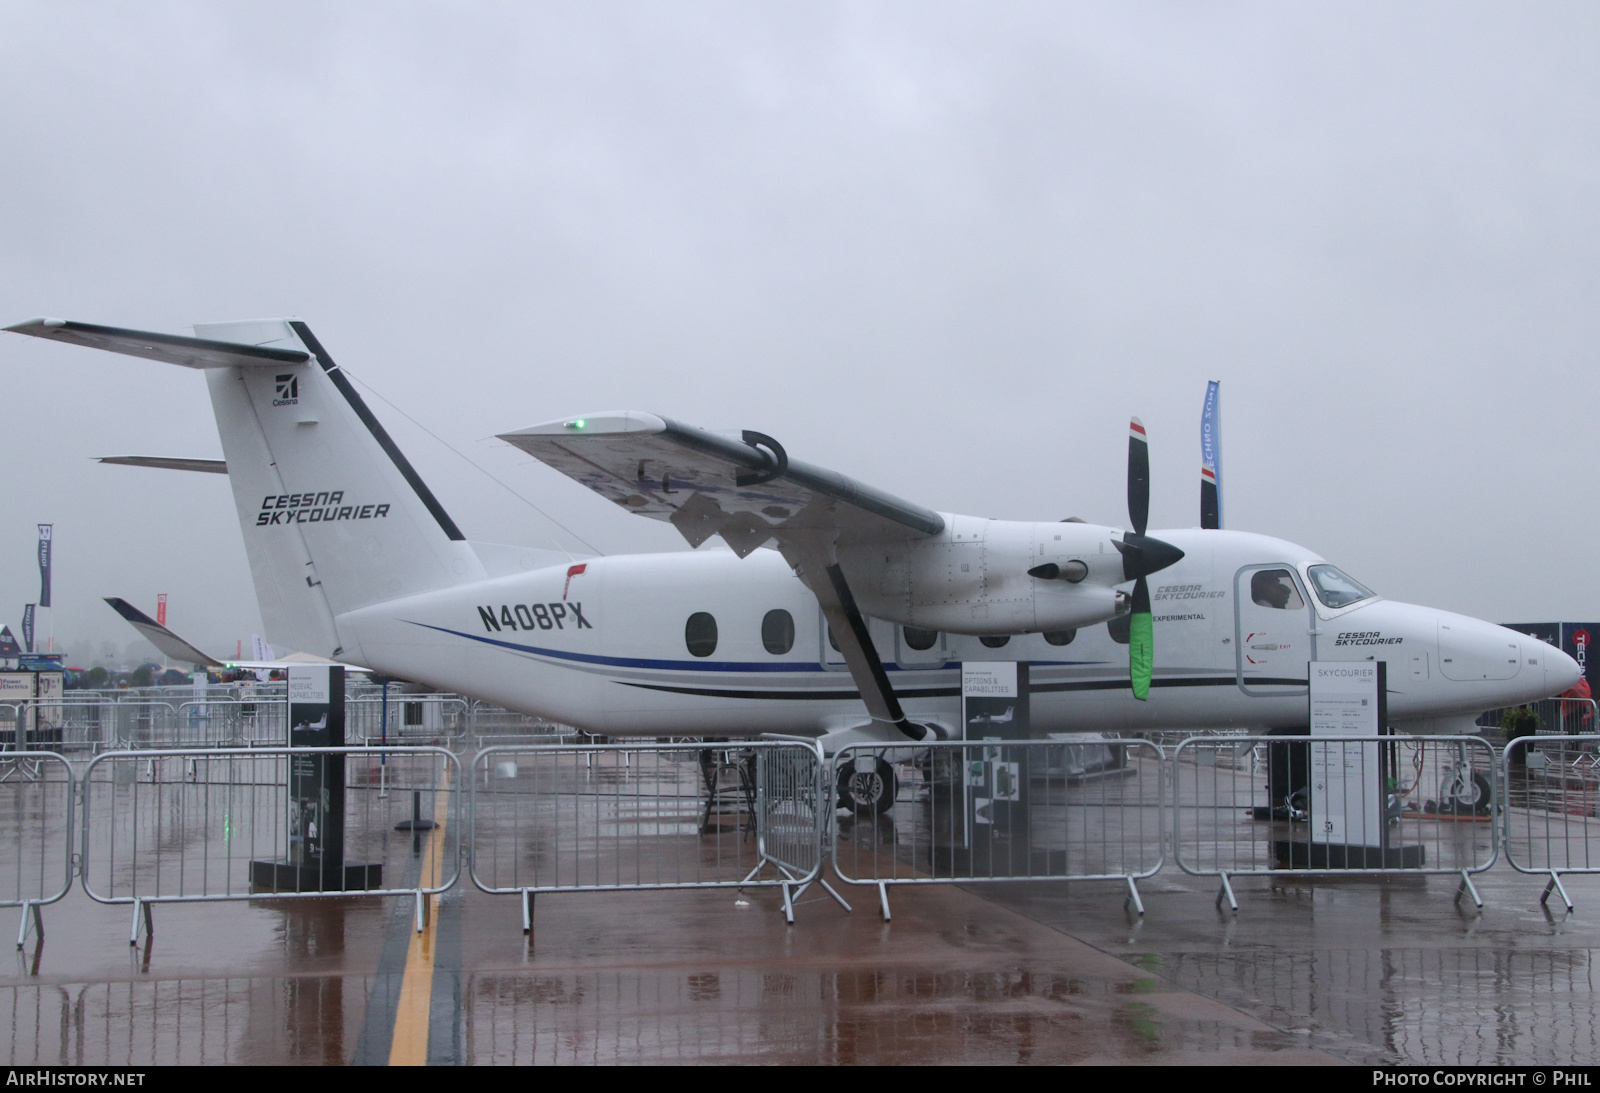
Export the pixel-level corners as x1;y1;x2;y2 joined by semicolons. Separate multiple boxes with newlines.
404;621;1106;674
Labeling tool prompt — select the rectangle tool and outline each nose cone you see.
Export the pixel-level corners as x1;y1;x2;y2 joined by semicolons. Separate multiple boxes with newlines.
1115;534;1185;581
1547;645;1582;695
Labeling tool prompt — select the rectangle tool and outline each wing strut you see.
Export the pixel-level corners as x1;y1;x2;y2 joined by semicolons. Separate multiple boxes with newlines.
801;558;927;742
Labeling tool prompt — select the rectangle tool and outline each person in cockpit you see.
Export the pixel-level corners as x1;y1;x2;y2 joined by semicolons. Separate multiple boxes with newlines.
1250;569;1302;611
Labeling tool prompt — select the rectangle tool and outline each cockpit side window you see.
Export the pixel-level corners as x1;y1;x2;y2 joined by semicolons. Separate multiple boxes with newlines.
1307;564;1374;609
1250;569;1305;610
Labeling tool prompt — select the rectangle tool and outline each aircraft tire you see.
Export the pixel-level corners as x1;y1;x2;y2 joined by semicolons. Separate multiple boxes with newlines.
1451;771;1494;815
838;759;898;815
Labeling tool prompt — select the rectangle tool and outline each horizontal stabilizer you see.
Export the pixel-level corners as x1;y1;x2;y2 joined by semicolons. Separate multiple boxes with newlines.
98;456;227;475
103;597;224;667
6;318;308;370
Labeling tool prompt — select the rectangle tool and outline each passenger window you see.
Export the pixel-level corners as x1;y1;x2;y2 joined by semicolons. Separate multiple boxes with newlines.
1043;629;1077;647
979;635;1010;649
761;609;794;655
1250;570;1304;610
685;612;718;657
903;626;939;651
1108;614;1131;645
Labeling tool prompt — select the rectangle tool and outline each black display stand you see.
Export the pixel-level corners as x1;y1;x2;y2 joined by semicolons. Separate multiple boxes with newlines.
936;662;1032;876
250;665;382;893
1272;661;1424;871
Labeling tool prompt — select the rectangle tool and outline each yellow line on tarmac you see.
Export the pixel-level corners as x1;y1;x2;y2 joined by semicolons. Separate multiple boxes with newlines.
389;765;452;1067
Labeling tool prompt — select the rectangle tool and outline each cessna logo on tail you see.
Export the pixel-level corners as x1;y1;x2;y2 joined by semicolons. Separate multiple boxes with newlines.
479;603;593;631
273;374;299;406
255;491;391;525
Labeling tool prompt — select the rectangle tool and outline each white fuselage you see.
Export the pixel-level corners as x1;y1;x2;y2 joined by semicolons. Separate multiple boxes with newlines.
335;526;1579;739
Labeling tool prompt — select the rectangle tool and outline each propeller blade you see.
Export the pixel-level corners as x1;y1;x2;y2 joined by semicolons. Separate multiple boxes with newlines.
1128;417;1149;536
1129;575;1153;701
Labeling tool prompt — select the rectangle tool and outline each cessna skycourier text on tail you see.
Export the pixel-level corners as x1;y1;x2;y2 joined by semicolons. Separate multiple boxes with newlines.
5;317;1577;760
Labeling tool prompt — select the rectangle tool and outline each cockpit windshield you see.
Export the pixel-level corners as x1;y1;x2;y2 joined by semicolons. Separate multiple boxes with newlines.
1307;564;1375;609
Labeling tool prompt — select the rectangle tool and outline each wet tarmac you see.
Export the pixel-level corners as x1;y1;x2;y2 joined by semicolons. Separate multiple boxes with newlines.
4;746;1600;1064
0;872;1341;1064
982;867;1600;1066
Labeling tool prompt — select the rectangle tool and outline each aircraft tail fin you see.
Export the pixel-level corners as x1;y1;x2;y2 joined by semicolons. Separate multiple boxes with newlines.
8;317;486;660
195;319;485;658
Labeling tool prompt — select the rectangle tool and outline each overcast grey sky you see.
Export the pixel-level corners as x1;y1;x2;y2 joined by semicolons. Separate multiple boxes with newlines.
1;2;1597;661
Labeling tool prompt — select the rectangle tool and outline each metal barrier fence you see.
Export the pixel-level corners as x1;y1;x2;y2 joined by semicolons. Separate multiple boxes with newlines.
0;753;74;947
830;738;1165;920
348;695;469;743
32;687;582;747
79;746;460;942
1172;734;1501;910
1133;728;1253;755
1503;734;1600;911
469;740;832;927
3;700;181;752
174;700;287;747
466;701;577;747
0;728;1594;951
1478;697;1599;738
7;693;575;750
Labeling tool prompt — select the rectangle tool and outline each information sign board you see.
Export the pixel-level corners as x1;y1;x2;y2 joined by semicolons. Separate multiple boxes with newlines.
1309;662;1383;848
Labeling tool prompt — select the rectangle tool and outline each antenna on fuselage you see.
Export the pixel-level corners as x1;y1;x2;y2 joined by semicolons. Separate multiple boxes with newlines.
1200;380;1222;530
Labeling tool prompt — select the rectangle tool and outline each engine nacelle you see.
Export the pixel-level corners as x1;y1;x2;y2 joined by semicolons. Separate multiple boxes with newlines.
839;514;1129;636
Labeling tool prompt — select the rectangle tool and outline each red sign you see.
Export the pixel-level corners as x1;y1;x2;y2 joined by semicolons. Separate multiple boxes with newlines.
156;594;167;628
1575;629;1591;649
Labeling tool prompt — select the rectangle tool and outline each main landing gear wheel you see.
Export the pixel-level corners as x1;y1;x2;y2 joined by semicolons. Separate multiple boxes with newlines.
1448;771;1494;815
838;758;898;815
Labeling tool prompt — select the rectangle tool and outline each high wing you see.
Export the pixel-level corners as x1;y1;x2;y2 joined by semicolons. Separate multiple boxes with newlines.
498;412;944;557
500;411;946;741
103;597;225;668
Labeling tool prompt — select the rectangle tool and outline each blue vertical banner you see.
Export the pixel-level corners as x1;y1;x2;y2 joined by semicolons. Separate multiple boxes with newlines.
36;525;52;608
20;605;34;654
1199;381;1222;530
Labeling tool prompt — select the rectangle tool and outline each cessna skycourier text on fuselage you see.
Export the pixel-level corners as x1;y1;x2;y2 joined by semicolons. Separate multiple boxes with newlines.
4;316;1577;750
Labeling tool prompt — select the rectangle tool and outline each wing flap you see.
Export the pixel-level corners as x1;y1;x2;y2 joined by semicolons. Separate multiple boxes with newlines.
6;318;309;369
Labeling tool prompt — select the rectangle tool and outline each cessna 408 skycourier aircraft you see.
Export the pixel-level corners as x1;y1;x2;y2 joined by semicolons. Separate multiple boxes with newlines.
7;317;1578;796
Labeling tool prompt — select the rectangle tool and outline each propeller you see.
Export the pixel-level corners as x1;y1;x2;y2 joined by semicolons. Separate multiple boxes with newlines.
1113;417;1185;701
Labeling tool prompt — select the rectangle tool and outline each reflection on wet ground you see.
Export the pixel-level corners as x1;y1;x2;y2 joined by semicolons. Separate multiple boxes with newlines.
0;976;361;1065
981;870;1600;1065
455;963;1318;1065
6;746;1600;1063
0;879;1342;1065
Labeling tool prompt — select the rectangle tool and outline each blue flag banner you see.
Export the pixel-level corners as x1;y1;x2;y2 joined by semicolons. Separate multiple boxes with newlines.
20;605;33;654
37;525;52;608
1199;381;1222;530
